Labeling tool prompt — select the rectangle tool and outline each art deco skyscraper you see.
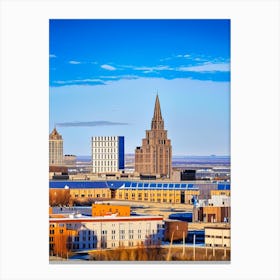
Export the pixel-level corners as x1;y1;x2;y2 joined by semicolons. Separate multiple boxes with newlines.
135;95;172;178
49;127;64;166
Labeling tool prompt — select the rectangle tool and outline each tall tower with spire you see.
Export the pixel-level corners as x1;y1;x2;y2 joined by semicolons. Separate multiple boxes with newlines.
49;127;64;166
135;95;172;178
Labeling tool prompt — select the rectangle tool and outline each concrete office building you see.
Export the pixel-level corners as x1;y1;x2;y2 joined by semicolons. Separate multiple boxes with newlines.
92;136;124;173
135;95;172;178
49;127;64;166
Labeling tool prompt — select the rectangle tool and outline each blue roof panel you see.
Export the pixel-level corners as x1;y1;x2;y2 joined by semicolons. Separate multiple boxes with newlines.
49;181;108;189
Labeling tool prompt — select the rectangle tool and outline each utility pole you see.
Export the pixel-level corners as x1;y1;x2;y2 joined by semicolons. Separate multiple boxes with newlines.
193;234;196;261
182;231;185;257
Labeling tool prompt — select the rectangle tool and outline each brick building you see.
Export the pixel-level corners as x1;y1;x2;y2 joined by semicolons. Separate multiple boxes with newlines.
135;95;172;178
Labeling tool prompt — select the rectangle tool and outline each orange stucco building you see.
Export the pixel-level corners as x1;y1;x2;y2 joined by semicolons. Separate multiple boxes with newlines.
92;204;130;216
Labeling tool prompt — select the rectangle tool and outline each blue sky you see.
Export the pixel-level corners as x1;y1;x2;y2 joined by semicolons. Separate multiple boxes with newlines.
49;19;230;156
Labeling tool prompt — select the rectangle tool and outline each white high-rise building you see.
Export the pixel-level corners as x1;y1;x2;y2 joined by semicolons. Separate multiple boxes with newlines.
91;136;124;173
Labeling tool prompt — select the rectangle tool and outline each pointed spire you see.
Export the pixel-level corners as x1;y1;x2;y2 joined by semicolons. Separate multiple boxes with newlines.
151;94;164;130
49;127;62;140
153;94;163;122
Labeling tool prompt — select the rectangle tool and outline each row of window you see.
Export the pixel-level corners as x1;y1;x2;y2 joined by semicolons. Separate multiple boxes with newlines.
92;167;118;173
93;160;117;166
205;243;228;247
93;153;118;160
93;136;118;141
205;235;230;239
75;193;107;198
92;141;118;147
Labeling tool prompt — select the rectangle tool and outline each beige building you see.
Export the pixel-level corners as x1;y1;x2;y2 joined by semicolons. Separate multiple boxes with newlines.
49;127;64;166
64;154;77;167
205;226;230;248
135;95;172;178
50;214;164;251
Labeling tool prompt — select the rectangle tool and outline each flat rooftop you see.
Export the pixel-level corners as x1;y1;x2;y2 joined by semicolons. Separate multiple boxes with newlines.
49;214;163;223
49;180;230;190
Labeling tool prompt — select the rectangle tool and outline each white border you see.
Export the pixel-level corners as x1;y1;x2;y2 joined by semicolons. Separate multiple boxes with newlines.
0;0;279;279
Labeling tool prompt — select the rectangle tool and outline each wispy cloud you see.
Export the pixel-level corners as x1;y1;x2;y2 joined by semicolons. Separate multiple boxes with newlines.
176;54;191;58
49;54;56;58
135;65;172;71
69;60;81;64
56;121;129;127
99;74;140;80
52;75;141;86
101;64;116;71
177;62;230;72
53;78;105;85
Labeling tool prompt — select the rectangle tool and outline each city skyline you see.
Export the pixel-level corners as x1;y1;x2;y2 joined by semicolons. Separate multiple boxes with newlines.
49;19;230;156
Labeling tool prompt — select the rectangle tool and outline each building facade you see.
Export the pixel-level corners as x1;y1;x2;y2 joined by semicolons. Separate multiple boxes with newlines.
92;204;130;217
115;184;199;204
49;180;202;205
205;226;230;248
135;95;172;178
64;154;77;167
49;127;64;166
49;215;164;252
92;136;124;173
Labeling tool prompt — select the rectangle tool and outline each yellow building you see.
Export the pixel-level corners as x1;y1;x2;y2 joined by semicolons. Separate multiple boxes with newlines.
210;189;230;197
115;188;199;204
92;204;130;216
69;188;111;200
49;181;202;205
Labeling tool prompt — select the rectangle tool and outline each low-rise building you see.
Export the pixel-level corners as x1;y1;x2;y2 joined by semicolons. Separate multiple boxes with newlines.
114;182;200;204
92;204;130;217
49;214;164;253
210;189;230;197
164;219;188;242
205;226;230;248
196;206;231;223
64;154;77;167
